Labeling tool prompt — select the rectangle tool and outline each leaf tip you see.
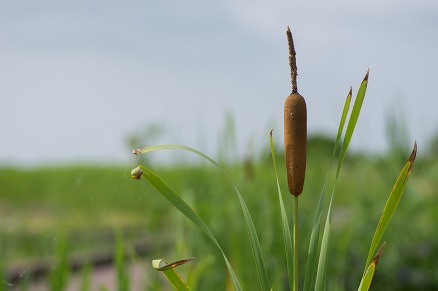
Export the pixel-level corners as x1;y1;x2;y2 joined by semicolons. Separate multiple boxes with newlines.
154;257;196;271
372;242;386;267
410;141;417;162
364;69;370;81
270;128;274;137
408;141;417;173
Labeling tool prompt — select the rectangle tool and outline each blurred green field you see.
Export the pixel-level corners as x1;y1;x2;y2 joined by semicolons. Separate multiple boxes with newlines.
1;135;437;290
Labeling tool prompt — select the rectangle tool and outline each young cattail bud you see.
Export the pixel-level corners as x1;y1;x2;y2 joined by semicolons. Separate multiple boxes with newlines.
284;26;307;196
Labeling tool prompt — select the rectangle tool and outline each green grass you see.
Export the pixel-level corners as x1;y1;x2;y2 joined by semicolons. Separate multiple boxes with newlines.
0;135;437;290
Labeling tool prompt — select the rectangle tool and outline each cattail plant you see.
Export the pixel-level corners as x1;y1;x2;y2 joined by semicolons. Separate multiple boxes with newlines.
130;26;417;291
284;26;307;291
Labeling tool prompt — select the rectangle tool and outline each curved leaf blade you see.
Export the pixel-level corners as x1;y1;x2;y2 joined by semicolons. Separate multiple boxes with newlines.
337;70;369;177
304;87;352;291
132;165;242;291
152;258;193;291
270;130;294;290
133;144;271;291
363;142;417;274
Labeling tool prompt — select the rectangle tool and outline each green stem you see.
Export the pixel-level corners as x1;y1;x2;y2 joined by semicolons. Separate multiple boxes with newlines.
293;195;299;291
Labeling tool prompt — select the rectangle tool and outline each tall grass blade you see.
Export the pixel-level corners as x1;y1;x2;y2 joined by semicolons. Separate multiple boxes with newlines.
152;258;193;291
303;88;351;291
358;242;385;291
336;70;369;177
269;130;294;290
314;192;333;291
132;165;242;291
362;143;417;276
316;72;368;290
49;233;69;291
0;256;5;291
133;144;271;291
80;264;92;291
115;231;129;291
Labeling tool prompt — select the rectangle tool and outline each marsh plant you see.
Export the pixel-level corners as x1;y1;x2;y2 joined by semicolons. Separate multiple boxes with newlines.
130;27;417;291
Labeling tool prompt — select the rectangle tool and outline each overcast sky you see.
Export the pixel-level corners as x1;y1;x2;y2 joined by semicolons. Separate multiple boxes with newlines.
1;1;437;166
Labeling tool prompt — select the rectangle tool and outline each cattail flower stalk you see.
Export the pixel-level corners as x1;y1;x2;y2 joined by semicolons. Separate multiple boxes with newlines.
284;26;307;291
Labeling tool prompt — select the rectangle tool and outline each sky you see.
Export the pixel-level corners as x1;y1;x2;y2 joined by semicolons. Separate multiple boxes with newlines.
1;0;437;166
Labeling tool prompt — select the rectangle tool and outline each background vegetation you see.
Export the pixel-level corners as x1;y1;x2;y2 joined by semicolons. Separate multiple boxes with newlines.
0;130;437;290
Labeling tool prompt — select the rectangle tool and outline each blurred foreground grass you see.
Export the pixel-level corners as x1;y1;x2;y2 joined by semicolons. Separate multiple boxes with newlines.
0;135;437;290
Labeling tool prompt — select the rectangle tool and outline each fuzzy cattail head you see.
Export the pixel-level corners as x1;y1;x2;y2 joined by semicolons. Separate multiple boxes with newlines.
284;93;307;195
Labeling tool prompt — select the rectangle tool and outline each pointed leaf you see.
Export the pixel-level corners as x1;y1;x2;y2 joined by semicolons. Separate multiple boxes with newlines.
270;130;294;290
304;88;352;291
133;144;271;291
132;165;242;291
315;73;368;290
363;142;417;274
337;70;369;177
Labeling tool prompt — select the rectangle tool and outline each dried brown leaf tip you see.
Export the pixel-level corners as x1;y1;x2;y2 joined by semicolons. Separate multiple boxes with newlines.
364;69;370;82
408;141;417;173
156;257;195;271
132;148;142;155
371;242;386;267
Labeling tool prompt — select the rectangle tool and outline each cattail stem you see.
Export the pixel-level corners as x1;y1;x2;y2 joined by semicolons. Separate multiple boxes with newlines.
293;195;299;291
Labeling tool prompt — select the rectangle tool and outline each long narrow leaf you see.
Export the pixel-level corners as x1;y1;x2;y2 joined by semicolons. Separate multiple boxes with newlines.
315;72;369;290
269;130;294;290
314;196;333;291
337;70;369;177
362;142;417;275
133;144;271;291
132;165;242;290
303;88;352;291
358;243;385;291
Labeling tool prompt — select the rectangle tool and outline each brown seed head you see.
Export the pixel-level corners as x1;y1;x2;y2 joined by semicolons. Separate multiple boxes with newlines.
284;93;307;195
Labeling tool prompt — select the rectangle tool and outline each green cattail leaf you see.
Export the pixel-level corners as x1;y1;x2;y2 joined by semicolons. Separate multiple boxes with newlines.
315;74;368;290
270;130;294;290
358;243;385;291
358;260;376;291
303;88;352;291
115;231;129;291
132;165;242;291
315;88;355;290
336;87;352;148
314;194;334;291
337;70;369;178
133;144;271;291
152;259;192;291
363;143;417;275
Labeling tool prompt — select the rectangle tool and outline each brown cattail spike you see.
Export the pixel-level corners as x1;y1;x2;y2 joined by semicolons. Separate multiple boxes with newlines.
284;26;307;196
284;93;307;195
